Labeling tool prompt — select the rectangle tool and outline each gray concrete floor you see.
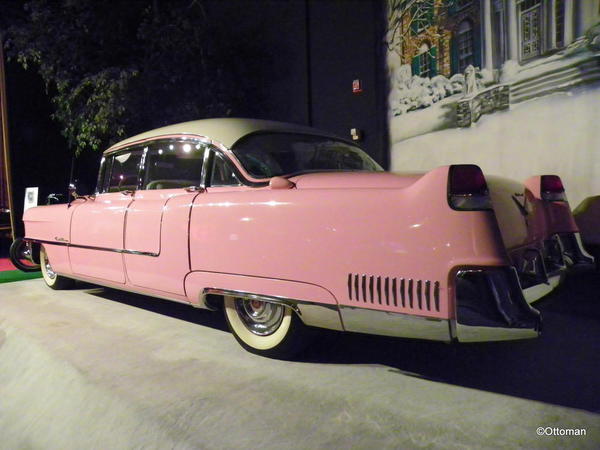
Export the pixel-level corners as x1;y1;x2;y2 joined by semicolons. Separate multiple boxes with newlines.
0;274;599;449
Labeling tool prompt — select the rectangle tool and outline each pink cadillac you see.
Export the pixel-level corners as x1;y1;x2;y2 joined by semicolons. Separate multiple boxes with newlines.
14;119;593;357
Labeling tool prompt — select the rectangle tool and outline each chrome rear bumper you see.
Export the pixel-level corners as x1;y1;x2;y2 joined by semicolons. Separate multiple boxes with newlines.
454;267;541;342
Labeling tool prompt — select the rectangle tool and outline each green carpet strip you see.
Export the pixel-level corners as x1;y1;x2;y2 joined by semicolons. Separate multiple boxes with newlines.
0;270;43;284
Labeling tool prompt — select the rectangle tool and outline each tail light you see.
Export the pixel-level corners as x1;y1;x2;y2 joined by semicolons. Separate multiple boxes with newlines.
541;175;567;202
448;164;492;211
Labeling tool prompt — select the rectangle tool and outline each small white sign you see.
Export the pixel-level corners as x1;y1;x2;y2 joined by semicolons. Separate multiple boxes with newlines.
24;187;39;212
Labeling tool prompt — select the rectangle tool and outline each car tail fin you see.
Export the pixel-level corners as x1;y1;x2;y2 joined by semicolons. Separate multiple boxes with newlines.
541;175;567;202
448;164;492;211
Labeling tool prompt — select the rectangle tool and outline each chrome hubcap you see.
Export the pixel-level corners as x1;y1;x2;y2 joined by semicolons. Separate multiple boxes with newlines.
235;298;285;336
43;253;56;280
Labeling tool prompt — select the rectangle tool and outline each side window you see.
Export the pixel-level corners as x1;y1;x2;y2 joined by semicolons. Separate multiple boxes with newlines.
144;140;206;190
106;149;143;193
210;152;241;187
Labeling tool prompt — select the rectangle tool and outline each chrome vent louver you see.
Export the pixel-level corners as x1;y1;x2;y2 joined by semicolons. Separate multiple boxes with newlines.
347;274;440;312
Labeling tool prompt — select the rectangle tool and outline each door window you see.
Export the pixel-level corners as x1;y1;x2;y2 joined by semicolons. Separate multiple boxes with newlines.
105;149;144;193
143;140;207;190
210;152;241;186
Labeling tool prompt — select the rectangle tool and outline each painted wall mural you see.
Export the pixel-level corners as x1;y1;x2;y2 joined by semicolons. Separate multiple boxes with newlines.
386;0;600;208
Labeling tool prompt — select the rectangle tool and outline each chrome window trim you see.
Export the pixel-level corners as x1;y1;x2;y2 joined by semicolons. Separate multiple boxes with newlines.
199;143;210;189
94;156;106;195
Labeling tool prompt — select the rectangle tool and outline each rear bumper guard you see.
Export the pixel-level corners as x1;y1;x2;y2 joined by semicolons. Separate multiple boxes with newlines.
559;232;595;268
512;233;594;301
455;267;541;342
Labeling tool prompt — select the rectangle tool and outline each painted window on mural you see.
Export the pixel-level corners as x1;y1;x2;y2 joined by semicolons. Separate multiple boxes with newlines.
521;0;542;60
555;0;565;48
420;50;432;77
412;43;437;78
457;20;474;73
446;0;472;15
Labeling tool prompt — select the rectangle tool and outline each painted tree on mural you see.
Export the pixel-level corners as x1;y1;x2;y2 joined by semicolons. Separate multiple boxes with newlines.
386;0;460;52
1;0;270;156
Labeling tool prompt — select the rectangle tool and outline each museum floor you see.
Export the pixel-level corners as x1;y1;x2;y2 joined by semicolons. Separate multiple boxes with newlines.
0;275;599;449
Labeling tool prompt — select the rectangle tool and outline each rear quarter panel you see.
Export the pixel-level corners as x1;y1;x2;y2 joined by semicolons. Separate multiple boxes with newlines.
189;167;508;320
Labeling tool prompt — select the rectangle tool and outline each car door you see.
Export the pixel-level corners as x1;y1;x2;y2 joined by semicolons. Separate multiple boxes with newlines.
189;149;247;273
123;138;208;295
69;147;143;283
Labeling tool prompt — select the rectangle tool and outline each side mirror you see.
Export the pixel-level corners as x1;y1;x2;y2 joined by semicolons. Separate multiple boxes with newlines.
68;180;90;199
46;193;64;205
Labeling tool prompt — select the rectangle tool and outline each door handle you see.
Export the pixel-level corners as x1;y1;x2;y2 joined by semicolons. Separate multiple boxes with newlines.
185;186;205;193
120;190;134;196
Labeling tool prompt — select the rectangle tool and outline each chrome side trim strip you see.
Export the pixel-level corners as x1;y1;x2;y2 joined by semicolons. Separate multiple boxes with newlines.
200;287;344;331
27;238;159;257
201;287;302;314
340;306;451;342
455;323;539;342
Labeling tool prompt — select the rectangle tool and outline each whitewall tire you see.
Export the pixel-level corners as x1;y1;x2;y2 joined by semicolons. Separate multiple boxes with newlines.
224;296;312;358
40;245;74;290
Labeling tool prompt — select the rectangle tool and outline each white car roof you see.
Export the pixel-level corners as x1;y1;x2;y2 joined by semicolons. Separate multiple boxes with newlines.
104;118;339;154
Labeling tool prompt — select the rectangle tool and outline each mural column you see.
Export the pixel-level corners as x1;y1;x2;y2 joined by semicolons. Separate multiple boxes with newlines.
482;0;494;73
506;0;519;61
564;0;574;46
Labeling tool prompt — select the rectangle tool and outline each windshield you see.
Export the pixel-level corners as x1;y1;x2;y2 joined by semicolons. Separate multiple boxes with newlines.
231;132;383;178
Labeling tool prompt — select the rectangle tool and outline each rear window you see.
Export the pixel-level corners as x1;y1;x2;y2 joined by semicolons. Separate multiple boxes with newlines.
231;132;383;178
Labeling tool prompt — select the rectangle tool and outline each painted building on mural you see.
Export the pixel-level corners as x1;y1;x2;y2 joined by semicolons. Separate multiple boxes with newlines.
387;0;600;211
387;0;481;79
388;0;600;81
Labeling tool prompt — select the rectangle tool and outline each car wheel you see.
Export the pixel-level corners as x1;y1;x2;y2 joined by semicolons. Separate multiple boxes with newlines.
224;296;311;358
40;245;74;290
9;238;41;272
